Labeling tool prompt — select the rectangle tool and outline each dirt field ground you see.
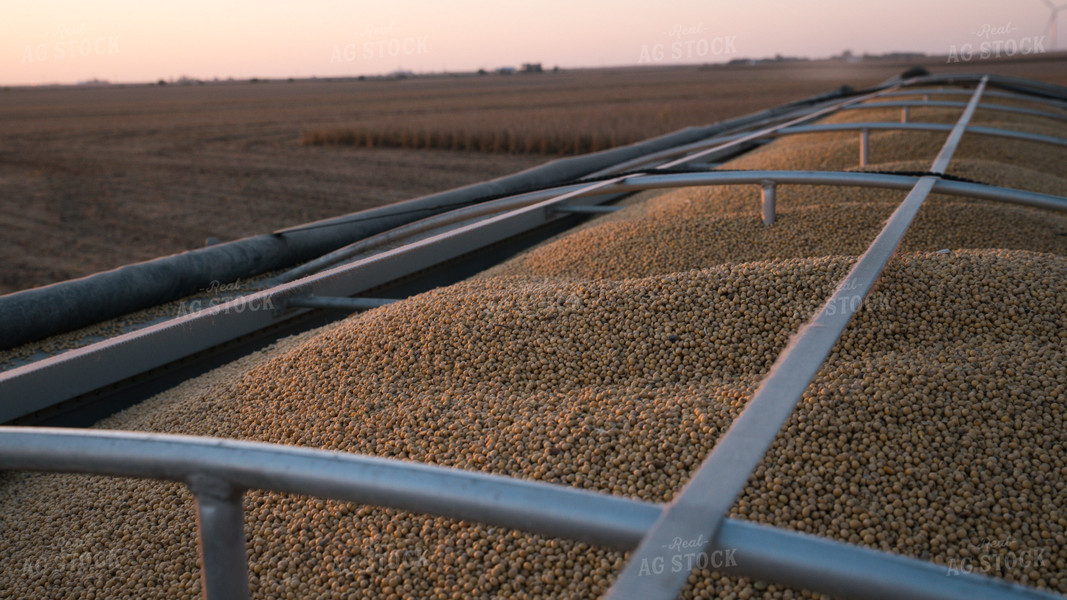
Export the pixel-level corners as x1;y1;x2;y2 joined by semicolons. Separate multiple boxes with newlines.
2;54;1065;294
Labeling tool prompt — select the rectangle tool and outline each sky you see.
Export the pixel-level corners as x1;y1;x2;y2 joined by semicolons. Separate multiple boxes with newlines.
0;0;1060;86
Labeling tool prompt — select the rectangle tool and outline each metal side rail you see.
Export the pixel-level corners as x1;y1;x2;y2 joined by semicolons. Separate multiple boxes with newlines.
0;427;1061;600
275;183;630;283
0;178;621;423
287;296;399;310
599;170;1067;214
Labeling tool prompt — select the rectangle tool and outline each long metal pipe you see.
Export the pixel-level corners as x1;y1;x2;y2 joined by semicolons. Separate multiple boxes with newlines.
901;73;1067;104
0;427;660;551
842;100;1067;122
607;171;1067;213
0;427;1060;600
278;72;1067;293
716;519;1064;600
879;88;1067;109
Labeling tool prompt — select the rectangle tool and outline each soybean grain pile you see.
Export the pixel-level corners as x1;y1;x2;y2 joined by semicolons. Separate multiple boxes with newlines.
2;88;1066;599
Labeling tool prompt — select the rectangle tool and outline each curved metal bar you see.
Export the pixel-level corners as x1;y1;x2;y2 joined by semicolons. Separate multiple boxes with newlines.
899;73;1067;104
2;427;1062;600
601;171;1067;213
778;122;1067;148
0;427;661;550
931;178;1067;211
717;519;1066;600
879;88;1067;112
843;100;1067;123
604;117;1067;181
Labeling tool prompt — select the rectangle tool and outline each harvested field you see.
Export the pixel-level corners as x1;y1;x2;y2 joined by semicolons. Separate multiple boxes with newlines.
4;54;1067;294
2;73;1065;599
1;63;839;295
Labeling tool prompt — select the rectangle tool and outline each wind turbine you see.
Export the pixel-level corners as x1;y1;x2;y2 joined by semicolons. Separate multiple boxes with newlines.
1043;0;1067;50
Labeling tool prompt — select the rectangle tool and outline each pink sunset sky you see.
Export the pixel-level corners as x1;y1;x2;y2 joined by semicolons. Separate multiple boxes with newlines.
1;0;1060;86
